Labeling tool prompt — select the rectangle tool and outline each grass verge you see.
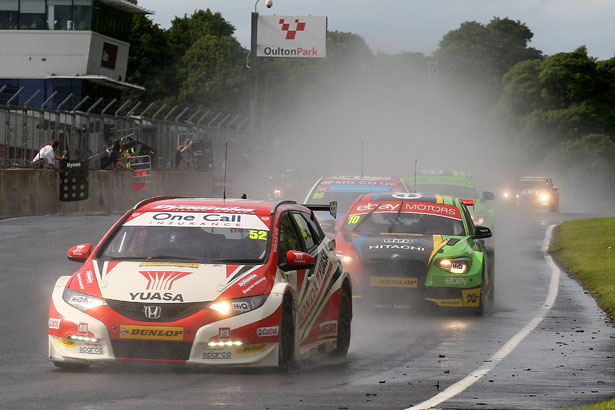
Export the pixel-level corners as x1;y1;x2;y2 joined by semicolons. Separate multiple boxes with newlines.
550;217;615;323
549;218;615;409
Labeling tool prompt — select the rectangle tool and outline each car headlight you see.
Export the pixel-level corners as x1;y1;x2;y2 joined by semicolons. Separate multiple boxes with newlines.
540;193;550;201
435;257;471;274
62;288;106;312
471;214;485;225
209;295;267;317
336;252;355;265
273;189;282;198
503;192;510;198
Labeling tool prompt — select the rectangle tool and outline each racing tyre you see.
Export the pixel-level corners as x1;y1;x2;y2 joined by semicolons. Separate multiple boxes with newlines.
278;293;296;370
333;283;351;357
53;361;89;371
476;269;488;316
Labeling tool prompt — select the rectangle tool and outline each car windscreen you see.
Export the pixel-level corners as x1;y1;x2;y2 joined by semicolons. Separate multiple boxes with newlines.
98;226;269;263
343;212;465;236
516;180;550;189
414;184;476;199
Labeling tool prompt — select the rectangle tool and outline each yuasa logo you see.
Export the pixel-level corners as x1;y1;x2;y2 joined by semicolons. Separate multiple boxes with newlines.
257;326;279;337
139;271;191;290
279;18;305;40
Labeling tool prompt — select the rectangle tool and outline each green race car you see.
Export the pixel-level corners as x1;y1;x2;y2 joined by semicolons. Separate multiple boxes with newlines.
401;170;496;232
334;192;495;314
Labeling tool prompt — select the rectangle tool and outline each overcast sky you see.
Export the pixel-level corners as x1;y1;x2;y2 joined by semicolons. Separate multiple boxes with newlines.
137;0;615;60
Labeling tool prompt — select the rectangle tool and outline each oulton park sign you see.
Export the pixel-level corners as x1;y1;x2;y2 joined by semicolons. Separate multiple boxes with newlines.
257;16;327;58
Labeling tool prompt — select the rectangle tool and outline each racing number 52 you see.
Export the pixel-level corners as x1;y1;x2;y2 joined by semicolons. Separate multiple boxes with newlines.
249;230;267;240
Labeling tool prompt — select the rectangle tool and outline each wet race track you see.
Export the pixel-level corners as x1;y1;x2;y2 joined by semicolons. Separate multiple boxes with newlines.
1;207;613;410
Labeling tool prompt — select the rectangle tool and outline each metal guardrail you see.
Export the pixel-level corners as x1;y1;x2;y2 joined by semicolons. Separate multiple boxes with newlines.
0;89;253;172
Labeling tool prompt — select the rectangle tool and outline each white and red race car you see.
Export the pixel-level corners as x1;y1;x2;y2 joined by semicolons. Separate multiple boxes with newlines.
48;197;351;369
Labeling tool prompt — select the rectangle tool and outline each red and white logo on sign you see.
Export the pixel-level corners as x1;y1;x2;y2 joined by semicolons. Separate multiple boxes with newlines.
279;18;305;39
139;271;192;290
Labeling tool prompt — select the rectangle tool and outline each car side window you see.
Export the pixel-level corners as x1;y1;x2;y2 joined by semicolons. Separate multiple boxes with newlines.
304;213;325;245
278;213;303;264
292;212;317;251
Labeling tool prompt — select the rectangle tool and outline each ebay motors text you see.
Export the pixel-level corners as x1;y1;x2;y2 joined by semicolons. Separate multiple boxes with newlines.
262;46;319;56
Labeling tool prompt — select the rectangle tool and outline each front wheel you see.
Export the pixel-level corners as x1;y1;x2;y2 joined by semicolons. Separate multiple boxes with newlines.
333;284;351;357
278;294;296;370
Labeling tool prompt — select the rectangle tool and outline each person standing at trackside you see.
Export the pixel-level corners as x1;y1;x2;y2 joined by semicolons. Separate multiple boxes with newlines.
175;138;194;169
32;139;61;173
100;138;133;171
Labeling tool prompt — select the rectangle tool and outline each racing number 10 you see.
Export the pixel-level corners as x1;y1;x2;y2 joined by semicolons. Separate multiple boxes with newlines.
347;215;360;224
249;230;268;240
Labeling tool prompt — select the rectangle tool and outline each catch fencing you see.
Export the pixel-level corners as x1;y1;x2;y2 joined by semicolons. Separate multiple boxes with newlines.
0;86;253;173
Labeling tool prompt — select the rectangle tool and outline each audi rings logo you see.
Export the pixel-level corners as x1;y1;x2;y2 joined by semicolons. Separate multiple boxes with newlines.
144;305;162;319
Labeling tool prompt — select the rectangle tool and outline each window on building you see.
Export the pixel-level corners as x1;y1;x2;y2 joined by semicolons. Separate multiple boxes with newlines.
91;0;132;42
47;0;71;30
0;0;19;29
19;0;46;29
72;0;91;30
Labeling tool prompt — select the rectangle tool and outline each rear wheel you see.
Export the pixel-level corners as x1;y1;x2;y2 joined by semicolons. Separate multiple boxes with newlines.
278;294;296;370
53;361;89;371
333;283;351;357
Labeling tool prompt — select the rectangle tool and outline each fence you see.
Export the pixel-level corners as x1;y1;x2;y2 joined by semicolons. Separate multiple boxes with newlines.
0;87;253;173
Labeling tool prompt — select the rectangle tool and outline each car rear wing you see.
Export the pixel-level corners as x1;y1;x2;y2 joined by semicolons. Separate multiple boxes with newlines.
302;201;337;219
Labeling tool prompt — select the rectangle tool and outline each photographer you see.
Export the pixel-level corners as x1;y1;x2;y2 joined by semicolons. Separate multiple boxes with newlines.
175;138;194;169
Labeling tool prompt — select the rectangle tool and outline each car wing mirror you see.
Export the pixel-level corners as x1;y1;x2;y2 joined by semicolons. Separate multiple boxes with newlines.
472;226;492;240
482;191;496;200
279;250;315;272
67;244;92;263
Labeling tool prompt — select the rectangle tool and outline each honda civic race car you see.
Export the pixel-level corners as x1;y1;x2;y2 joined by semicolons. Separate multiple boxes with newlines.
48;197;351;369
401;170;495;231
304;176;405;235
334;192;494;313
503;176;560;212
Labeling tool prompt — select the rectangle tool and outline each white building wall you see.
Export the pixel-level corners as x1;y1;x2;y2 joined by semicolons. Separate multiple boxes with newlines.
0;30;129;81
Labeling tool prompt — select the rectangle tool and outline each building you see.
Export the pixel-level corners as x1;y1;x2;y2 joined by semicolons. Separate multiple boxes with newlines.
0;0;151;109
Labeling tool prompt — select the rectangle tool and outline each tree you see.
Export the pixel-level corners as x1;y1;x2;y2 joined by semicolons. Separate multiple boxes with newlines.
435;18;542;87
538;50;598;109
178;35;249;112
126;15;173;103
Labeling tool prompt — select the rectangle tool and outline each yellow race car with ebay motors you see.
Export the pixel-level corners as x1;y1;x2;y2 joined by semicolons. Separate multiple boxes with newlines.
48;197;351;369
334;192;494;314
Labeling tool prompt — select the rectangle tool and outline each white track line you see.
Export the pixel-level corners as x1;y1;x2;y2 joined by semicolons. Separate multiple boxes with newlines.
405;224;560;410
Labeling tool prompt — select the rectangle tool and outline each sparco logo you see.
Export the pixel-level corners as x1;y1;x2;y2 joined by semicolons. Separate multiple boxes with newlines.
257;326;279;337
203;351;231;359
139;271;191;290
279;18;305;40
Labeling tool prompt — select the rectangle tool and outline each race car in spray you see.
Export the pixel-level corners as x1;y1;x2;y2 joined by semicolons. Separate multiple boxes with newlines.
401;170;496;232
48;197;351;369
502;176;560;212
304;176;405;235
334;192;494;313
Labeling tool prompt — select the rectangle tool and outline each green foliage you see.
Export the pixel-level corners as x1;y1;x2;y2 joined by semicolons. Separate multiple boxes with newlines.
551;218;615;325
435;17;542;87
179;35;249;111
538;51;598;109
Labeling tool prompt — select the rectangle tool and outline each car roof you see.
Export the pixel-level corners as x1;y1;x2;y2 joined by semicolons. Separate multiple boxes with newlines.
517;176;550;181
354;192;459;206
134;197;292;216
317;175;404;185
406;170;475;187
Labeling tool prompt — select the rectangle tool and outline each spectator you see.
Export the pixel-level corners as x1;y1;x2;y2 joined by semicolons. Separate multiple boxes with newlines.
175;138;194;169
32;139;61;172
100;138;132;171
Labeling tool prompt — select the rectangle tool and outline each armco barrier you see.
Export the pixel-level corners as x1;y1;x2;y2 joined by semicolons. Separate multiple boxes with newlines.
0;169;216;218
